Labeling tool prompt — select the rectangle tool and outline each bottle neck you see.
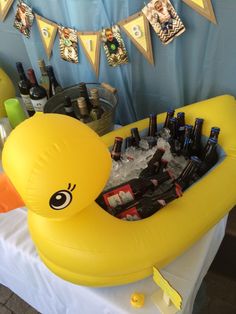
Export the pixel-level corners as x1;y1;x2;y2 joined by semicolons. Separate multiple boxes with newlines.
27;69;38;87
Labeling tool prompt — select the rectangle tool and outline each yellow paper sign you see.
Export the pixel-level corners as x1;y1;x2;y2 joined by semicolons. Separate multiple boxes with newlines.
119;12;154;65
153;267;182;310
35;14;58;59
0;0;14;21
182;0;217;24
78;32;100;77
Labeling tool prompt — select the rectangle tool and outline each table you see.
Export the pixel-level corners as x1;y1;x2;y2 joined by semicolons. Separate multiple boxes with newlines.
0;204;227;314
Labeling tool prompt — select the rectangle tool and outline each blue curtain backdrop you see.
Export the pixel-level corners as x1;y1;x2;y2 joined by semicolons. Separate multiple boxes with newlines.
0;0;236;125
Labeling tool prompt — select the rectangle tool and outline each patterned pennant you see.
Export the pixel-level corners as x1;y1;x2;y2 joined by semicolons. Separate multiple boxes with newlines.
182;0;217;24
58;26;79;63
0;0;14;21
101;25;129;67
35;14;58;59
119;12;154;65
13;1;34;38
78;32;101;77
142;0;185;45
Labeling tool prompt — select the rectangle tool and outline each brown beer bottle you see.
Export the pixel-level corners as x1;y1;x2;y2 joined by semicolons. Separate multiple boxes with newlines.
78;82;93;112
111;137;123;161
89;88;104;120
139;148;165;179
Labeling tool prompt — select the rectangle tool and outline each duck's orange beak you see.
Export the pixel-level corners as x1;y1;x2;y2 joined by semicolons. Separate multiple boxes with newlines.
0;173;25;213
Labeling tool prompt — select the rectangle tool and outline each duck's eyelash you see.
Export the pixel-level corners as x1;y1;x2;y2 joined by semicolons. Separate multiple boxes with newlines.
67;183;76;192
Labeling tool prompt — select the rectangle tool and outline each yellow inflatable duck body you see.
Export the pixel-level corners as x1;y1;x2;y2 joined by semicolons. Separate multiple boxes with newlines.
1;95;236;287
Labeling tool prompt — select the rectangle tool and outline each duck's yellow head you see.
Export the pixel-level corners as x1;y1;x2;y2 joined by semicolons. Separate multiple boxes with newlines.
0;113;111;219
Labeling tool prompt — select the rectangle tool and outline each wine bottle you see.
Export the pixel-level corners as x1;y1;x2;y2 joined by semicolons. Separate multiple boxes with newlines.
89;88;104;121
108;183;182;220
27;68;48;112
96;174;171;211
77;97;92;123
46;65;63;97
78;82;93;112
16;62;35;117
64;96;77;119
111;137;123;161
38;59;50;96
168;117;179;154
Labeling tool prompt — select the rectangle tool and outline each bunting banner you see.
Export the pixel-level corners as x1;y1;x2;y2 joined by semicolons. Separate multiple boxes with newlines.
119;12;154;65
58;26;79;64
182;0;217;24
0;0;14;21
78;31;101;77
35;14;58;59
13;1;34;38
142;0;186;45
101;25;129;67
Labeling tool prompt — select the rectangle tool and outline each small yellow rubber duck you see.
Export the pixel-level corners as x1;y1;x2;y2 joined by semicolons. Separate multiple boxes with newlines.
130;292;145;308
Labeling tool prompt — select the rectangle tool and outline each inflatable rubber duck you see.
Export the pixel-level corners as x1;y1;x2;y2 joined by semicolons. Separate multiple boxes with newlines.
1;95;236;287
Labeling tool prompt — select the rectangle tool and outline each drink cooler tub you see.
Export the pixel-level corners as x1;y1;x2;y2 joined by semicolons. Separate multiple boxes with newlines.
2;95;236;287
44;83;118;136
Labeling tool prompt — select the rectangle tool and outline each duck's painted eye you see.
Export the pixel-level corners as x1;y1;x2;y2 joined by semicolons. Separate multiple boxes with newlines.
49;190;72;210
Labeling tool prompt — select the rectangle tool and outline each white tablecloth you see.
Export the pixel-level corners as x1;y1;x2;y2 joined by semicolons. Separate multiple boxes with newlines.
0;205;227;314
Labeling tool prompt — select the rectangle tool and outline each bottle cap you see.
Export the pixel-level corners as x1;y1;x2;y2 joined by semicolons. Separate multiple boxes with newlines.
195;118;204;123
149;113;157;118
115;136;123;142
212;127;220;132
167;109;175;114
177;112;185;117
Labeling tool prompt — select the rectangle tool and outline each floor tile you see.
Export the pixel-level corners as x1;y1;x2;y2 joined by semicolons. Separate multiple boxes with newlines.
5;293;30;314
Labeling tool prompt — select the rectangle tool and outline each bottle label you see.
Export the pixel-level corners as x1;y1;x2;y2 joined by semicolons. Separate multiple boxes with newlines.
103;184;134;208
116;207;141;221
20;94;34;111
31;97;47;112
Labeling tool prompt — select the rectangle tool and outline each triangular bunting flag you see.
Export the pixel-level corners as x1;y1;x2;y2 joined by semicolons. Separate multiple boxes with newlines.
35;14;58;59
182;0;217;24
0;0;14;21
78;32;101;77
119;12;154;65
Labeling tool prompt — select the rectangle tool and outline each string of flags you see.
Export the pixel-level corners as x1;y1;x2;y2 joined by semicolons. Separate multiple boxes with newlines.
0;0;217;76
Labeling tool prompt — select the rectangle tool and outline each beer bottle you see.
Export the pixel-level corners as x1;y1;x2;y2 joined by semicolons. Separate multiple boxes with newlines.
198;138;218;176
191;118;204;157
96;172;172;212
89;88;104;121
111;137;123;161
176;112;185;146
38;59;50;96
46;65;63;97
209;127;220;141
78;82;93;112
163;109;175;129
148;113;157;137
108;183;182;220
175;156;201;190
125;136;133;149
77;97;92;123
181;125;193;158
139;148;165;179
64;96;77;119
131;127;141;147
168;117;179;154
